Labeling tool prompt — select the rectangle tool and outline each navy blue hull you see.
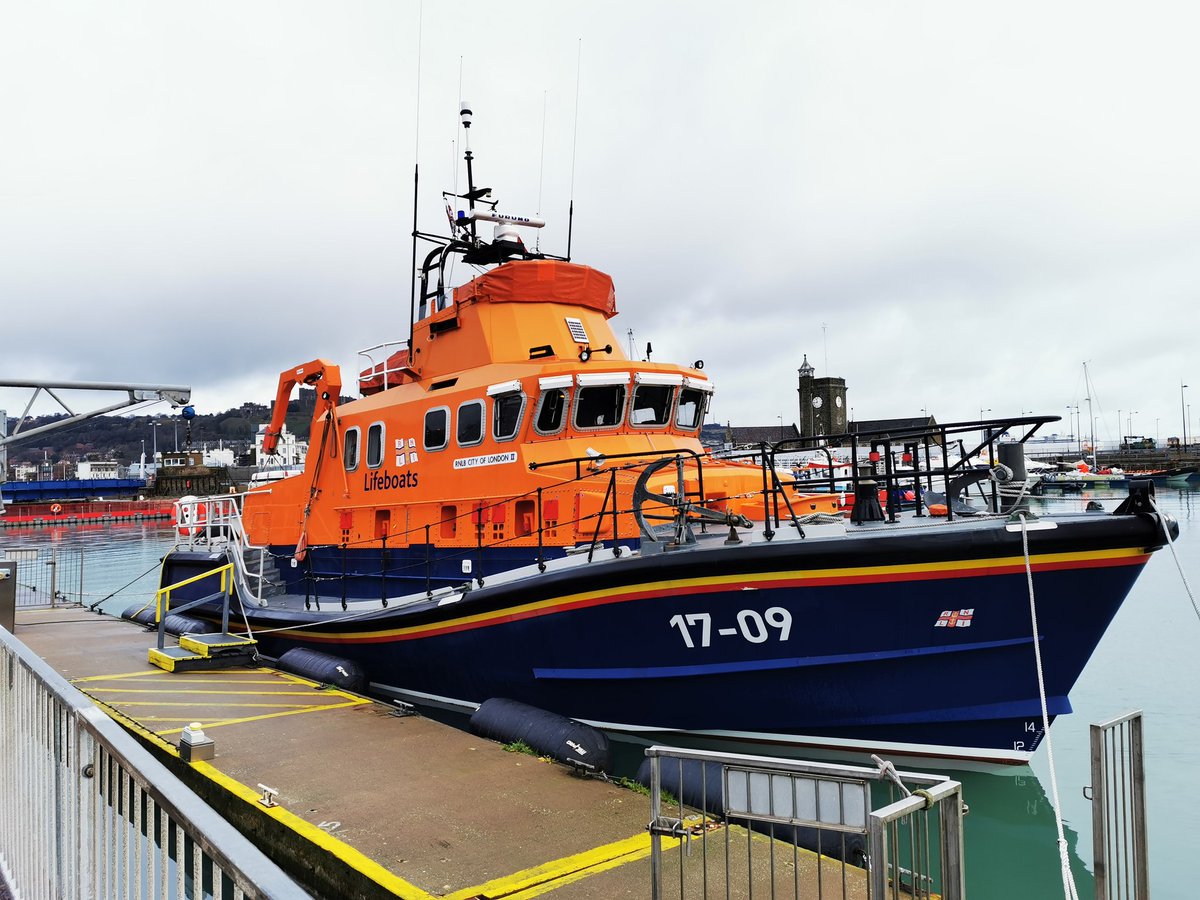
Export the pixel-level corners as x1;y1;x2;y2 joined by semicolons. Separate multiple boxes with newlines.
162;512;1163;762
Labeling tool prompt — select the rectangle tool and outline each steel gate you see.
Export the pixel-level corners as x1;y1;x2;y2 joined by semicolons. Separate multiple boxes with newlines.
646;746;965;899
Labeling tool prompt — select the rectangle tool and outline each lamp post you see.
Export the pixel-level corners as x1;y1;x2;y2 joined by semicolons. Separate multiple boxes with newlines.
777;414;784;443
1182;381;1189;451
979;408;991;448
1128;410;1137;441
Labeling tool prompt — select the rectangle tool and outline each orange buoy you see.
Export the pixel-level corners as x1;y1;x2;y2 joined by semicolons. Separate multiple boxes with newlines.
927;503;949;517
50;503;63;515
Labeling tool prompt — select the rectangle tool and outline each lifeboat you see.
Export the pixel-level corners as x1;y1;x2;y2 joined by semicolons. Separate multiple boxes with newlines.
154;106;1176;765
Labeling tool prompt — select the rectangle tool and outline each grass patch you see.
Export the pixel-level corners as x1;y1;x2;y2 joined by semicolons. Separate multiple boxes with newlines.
502;739;537;756
613;777;678;806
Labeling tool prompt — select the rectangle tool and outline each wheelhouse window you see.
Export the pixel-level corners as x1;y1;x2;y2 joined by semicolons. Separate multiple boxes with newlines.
630;384;675;427
343;427;361;471
574;385;627;430
534;387;572;435
366;422;385;468
676;388;708;431
493;393;525;442
457;400;484;447
424;407;449;451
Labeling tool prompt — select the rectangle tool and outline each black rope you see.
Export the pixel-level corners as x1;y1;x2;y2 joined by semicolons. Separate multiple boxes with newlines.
88;560;163;612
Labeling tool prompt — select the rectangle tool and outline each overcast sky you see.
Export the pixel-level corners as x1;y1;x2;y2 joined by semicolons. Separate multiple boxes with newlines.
3;2;1199;448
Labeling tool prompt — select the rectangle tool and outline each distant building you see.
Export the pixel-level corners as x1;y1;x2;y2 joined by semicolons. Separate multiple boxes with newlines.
700;423;800;450
203;447;236;467
796;355;848;440
255;424;306;467
160;450;204;470
75;459;121;480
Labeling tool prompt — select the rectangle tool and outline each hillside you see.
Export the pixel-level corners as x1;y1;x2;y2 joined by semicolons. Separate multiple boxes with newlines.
3;387;333;466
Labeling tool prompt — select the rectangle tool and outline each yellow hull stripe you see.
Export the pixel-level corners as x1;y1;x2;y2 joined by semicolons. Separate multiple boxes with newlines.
291;545;1148;643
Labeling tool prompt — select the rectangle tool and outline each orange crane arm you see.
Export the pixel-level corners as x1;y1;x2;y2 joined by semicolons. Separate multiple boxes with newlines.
262;359;343;455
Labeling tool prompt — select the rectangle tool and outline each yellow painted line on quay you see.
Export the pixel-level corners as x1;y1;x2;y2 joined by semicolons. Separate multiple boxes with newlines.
86;692;438;899
75;670;672;897
71;668;321;686
443;831;681;900
72;667;370;736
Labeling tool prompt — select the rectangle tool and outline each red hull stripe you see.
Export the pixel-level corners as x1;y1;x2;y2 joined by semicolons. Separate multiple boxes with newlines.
288;547;1150;645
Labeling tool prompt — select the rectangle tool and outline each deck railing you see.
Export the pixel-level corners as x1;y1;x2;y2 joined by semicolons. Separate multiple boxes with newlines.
0;624;304;899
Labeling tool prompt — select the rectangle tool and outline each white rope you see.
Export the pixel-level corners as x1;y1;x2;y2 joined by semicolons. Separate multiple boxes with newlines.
1149;496;1200;625
1018;513;1080;900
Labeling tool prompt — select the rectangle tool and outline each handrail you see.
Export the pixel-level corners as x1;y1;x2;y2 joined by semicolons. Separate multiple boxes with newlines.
154;563;234;622
0;626;303;897
153;562;235;651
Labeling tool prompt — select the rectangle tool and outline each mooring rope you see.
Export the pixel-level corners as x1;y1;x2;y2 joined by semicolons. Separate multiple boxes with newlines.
88;560;164;612
1017;512;1080;900
1149;496;1200;626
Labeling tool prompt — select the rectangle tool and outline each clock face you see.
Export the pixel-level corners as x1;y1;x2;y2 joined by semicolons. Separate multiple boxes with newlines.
835;396;843;408
811;396;823;409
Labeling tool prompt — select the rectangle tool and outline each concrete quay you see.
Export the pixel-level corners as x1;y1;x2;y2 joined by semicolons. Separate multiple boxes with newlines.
13;607;861;898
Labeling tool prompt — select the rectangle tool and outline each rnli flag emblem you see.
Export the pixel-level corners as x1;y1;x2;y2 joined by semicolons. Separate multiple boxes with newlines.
935;608;974;628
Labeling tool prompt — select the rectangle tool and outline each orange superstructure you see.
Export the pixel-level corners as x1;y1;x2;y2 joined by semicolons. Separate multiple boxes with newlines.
244;257;836;559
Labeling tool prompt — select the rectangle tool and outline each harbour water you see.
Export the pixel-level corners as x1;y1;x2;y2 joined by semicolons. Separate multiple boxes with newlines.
3;486;1198;898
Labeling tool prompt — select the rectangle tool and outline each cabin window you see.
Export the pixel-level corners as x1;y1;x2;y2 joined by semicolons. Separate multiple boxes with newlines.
424;407;449;451
343;427;361;471
366;422;385;468
574;385;626;430
457;400;485;447
676;388;707;430
630;385;674;427
493;393;525;442
534;387;572;435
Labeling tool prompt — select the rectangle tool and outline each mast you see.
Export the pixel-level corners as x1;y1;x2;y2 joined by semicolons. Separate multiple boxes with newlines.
1084;362;1097;468
460;102;478;244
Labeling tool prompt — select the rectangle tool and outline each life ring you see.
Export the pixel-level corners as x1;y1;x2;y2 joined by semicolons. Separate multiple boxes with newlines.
175;495;206;537
50;503;63;515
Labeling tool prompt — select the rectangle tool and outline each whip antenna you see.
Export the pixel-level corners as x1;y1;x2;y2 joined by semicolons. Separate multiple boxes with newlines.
407;0;425;351
536;90;547;252
566;38;581;262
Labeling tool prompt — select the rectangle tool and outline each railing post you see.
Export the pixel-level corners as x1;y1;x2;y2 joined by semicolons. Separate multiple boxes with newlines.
610;470;620;557
1130;714;1150;899
425;524;433;598
49;548;58;608
536;488;546;573
1090;720;1108;897
380;534;389;607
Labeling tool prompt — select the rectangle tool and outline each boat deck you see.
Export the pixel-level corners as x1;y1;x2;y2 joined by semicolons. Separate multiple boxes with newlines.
15;606;866;898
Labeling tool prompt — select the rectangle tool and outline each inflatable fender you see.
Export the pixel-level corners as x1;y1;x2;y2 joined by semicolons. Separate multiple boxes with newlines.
470;698;611;773
277;647;367;693
122;605;158;627
162;614;217;636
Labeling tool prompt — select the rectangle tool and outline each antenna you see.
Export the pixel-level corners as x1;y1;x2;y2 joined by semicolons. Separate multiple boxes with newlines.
536;90;547;252
407;0;425;352
460;100;478;244
566;38;582;262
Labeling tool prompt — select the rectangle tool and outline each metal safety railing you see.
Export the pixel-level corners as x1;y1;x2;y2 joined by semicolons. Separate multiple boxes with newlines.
1089;710;1149;899
0;625;305;899
646;746;965;900
1;545;84;608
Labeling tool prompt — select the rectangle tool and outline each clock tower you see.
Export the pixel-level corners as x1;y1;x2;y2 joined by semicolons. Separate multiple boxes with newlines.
796;354;848;442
